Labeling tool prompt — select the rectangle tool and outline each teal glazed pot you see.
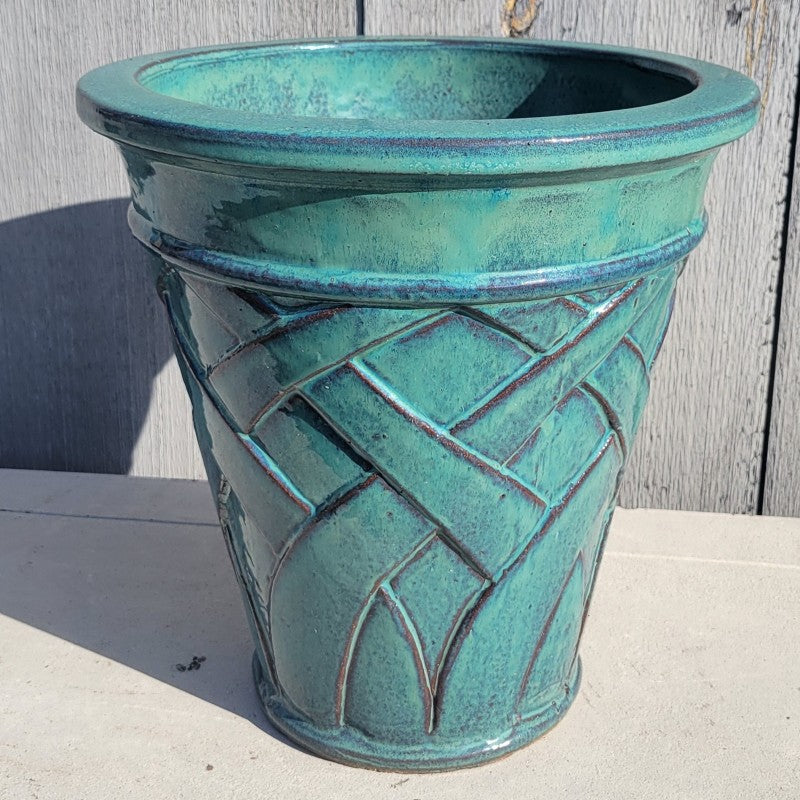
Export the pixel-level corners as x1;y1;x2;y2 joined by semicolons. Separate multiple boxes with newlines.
77;38;758;771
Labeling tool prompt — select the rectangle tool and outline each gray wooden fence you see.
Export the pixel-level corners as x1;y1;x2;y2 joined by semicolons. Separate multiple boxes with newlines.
2;0;799;515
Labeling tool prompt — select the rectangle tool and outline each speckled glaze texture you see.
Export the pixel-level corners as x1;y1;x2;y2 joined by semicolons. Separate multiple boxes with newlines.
77;38;758;771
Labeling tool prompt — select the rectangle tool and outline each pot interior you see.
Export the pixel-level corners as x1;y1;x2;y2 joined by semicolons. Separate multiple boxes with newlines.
137;41;696;122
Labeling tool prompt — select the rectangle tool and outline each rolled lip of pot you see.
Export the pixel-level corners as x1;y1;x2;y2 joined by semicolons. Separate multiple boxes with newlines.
76;37;760;176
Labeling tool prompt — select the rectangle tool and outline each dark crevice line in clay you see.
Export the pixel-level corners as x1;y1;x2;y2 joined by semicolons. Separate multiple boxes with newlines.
301;473;379;540
514;554;583;714
580;381;629;460
209;305;351;374
335;595;375;726
242;310;447;433
560;296;592;315
261;476;384;617
239;434;314;512
348;360;545;508
428;579;490;706
297;391;452;536
758;50;800;515
164;291;212;378
503;386;586;470
209;321;280;369
229;285;309;320
433;527;494;584
454;305;548;355
268;473;381;628
299;377;503;582
418;532;486;576
500;434;617;583
620;266;680;365
573;293;598;308
388;539;435;595
379;585;435;733
204;285;329;370
335;533;438;725
216;478;281;694
450;273;668;458
504;424;542;469
166;310;314;514
392;311;458;341
621;334;649;378
165;290;243;413
450;280;643;433
434;434;617;709
628;267;678;371
432;580;494;730
181;277;246;340
445;352;541;435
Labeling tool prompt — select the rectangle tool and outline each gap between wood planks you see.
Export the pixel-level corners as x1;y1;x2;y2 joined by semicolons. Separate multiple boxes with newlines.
758;39;800;514
356;0;364;35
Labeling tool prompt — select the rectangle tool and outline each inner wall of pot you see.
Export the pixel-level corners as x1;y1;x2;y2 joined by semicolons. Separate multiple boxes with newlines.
137;43;696;122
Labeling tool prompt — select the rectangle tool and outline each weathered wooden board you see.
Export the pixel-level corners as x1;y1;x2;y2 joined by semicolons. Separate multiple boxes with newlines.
763;116;800;517
2;0;799;513
0;0;354;479
365;0;800;513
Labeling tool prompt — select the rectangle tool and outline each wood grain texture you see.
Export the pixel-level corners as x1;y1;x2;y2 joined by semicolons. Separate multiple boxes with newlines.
3;0;799;513
0;0;354;479
763;105;800;517
366;0;800;513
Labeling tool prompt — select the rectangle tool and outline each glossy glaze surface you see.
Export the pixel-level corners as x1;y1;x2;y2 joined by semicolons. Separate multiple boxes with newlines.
77;38;758;770
77;37;758;174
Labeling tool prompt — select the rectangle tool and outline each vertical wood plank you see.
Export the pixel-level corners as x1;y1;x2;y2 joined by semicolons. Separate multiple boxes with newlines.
763;95;800;516
0;0;355;480
365;0;800;513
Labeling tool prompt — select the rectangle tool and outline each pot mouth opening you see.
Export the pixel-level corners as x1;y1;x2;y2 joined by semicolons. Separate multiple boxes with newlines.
135;40;696;123
77;37;760;175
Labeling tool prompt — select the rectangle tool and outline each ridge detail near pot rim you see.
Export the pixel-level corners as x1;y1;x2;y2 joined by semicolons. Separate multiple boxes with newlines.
129;206;706;305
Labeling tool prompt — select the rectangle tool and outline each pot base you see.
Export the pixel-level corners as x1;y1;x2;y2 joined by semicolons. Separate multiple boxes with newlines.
253;653;582;772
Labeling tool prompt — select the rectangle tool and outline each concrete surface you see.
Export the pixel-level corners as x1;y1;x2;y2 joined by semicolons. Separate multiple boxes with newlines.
0;468;798;799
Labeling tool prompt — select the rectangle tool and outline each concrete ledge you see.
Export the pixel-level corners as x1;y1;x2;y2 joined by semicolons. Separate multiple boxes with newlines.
1;469;798;799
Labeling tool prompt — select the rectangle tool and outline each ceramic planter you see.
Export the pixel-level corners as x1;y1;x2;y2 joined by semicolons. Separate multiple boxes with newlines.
77;38;758;771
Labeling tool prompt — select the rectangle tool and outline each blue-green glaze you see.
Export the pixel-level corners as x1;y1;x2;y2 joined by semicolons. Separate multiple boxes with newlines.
76;38;758;771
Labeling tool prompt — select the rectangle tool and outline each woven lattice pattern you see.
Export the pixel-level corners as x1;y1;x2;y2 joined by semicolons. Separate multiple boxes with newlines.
163;264;677;744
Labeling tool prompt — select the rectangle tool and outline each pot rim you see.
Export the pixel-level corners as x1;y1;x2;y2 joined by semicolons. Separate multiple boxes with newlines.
76;36;759;176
